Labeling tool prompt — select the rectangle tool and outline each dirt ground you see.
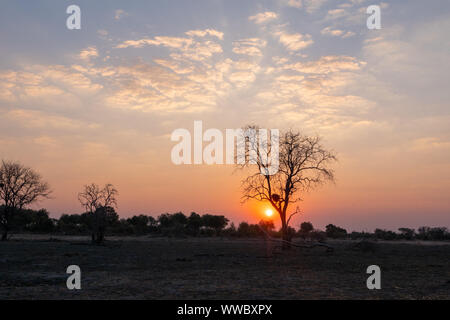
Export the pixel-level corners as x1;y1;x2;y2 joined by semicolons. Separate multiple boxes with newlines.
0;235;448;299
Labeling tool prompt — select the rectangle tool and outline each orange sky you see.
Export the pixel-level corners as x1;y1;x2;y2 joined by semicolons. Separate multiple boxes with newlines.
0;1;449;231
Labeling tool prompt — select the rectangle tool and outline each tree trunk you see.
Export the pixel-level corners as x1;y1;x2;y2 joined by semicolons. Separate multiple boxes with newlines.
281;231;291;249
281;222;292;250
1;230;7;241
95;231;104;244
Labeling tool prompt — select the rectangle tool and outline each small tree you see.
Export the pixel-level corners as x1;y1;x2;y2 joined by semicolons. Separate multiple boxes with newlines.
259;219;275;233
299;221;314;239
187;212;202;235
78;183;118;244
325;224;347;239
90;206;119;243
201;214;229;235
398;228;415;240
0;160;51;240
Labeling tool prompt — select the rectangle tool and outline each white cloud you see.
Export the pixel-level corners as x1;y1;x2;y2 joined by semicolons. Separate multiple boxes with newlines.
232;38;267;57
275;31;313;51
116;36;193;49
249;11;278;24
78;46;99;61
185;29;224;40
321;27;356;38
285;56;365;74
287;0;302;8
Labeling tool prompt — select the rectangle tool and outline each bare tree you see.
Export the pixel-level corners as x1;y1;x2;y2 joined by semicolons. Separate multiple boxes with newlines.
78;183;118;243
239;128;336;249
0;160;51;241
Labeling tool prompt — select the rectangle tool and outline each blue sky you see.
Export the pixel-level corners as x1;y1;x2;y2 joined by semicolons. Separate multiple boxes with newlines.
0;0;449;230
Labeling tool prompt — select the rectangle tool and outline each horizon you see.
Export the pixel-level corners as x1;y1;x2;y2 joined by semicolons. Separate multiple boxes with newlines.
1;0;449;233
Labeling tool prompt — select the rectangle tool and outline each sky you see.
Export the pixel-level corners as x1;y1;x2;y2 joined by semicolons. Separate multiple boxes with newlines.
0;0;449;231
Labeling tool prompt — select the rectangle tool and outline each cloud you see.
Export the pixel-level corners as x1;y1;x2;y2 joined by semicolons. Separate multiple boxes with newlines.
97;29;108;36
287;0;303;8
114;9;128;20
0;65;102;107
4;109;97;130
321;27;355;38
116;32;224;62
185;29;224;40
284;56;365;74
304;0;328;13
325;8;348;20
153;59;195;74
78;46;99;61
232;38;267;57
116;36;193;49
232;46;262;56
249;11;278;24
284;0;326;13
275;31;313;51
410;137;450;151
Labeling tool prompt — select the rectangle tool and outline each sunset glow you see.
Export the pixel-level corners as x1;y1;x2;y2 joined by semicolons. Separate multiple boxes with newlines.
265;209;274;218
0;0;448;232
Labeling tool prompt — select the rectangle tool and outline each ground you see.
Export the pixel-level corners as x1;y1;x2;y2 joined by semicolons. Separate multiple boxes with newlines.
0;235;449;299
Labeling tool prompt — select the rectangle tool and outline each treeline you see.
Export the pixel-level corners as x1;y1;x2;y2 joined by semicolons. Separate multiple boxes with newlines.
2;205;449;241
322;224;450;241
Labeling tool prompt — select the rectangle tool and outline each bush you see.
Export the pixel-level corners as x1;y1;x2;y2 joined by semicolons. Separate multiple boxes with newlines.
417;227;449;240
398;228;415;240
374;229;397;241
10;208;55;233
325;224;347;239
309;230;326;242
349;231;373;240
58;213;89;234
298;221;314;239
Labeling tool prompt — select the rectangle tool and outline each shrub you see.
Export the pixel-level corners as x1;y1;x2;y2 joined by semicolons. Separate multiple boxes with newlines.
325;224;347;239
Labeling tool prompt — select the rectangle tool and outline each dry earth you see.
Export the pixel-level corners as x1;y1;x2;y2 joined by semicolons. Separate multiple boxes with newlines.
0;235;448;299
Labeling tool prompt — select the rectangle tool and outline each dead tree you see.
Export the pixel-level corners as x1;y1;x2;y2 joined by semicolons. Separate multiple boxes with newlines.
239;128;336;249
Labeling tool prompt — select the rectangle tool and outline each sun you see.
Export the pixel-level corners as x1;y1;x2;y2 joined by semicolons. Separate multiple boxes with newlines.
265;209;274;217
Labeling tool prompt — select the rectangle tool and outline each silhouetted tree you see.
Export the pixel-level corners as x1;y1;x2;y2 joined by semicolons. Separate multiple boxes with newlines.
78;183;118;243
349;231;373;240
187;212;202;235
325;224;347;239
374;228;397;240
223;222;237;236
309;229;327;242
58;213;89;234
417;226;449;240
239;128;336;249
299;221;314;239
2;206;55;233
171;212;188;225
89;206;119;243
20;208;55;233
398;228;415;240
0;160;51;240
126;215;156;234
201;214;229;235
237;222;250;237
259;219;275;234
157;212;188;236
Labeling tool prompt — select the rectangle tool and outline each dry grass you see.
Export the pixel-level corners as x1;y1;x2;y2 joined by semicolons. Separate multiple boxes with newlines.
0;236;448;299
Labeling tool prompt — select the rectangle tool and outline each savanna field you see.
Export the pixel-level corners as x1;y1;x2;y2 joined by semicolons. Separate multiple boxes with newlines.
0;236;448;299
